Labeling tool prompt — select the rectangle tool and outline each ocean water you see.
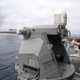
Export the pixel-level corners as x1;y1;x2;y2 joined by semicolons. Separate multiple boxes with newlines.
0;33;19;80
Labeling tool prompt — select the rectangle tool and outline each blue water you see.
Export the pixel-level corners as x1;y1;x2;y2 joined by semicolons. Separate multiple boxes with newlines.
0;33;19;80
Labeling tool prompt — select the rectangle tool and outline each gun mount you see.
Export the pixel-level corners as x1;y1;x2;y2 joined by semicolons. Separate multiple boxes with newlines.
16;27;75;80
16;12;74;80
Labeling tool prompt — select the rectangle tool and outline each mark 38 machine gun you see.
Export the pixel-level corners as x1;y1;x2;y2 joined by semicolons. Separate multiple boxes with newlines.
16;11;75;80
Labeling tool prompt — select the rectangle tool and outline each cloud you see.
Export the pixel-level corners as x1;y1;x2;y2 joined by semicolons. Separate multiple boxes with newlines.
0;0;80;33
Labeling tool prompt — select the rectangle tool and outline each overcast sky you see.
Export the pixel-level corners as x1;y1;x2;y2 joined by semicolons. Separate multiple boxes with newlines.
0;0;80;33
